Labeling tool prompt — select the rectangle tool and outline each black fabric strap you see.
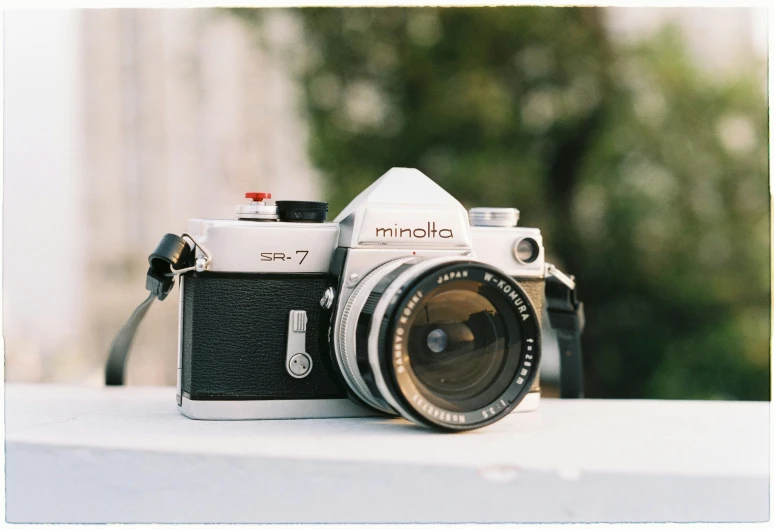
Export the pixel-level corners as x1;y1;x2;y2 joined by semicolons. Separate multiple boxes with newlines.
105;293;155;385
105;234;193;386
545;275;585;398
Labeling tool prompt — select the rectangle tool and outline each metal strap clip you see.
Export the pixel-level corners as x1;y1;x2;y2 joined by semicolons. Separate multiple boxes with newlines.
170;233;212;275
545;262;575;291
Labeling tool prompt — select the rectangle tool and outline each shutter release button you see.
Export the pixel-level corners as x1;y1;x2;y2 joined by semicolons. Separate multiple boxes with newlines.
237;192;278;221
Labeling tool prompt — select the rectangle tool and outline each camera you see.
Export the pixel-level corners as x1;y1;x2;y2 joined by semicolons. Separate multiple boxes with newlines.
174;168;551;431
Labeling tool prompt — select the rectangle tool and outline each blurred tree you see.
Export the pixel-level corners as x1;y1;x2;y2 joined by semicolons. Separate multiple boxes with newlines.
238;7;769;400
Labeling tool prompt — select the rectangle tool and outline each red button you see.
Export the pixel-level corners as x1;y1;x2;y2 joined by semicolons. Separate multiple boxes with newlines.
245;192;271;201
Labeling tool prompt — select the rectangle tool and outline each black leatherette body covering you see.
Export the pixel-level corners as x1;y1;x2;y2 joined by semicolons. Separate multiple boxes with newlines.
181;273;347;400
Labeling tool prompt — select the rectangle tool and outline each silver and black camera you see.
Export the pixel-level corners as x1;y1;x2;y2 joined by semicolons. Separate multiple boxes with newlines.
108;168;584;431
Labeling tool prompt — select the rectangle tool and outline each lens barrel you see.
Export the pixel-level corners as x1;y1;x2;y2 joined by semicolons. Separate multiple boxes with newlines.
337;257;540;431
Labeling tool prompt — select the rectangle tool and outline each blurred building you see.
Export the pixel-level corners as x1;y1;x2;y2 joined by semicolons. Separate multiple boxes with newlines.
79;9;322;385
606;7;767;78
2;7;768;386
4;9;321;385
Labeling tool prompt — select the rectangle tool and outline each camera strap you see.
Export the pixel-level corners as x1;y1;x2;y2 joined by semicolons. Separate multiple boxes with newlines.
544;265;585;398
105;234;194;385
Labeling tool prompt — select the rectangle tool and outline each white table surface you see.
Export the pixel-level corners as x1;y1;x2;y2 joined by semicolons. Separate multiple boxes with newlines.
4;384;770;523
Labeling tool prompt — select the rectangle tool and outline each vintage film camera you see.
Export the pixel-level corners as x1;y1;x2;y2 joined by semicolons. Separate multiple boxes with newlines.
108;168;584;431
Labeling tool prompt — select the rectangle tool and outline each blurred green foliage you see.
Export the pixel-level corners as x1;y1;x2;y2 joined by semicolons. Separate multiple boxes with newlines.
239;7;770;400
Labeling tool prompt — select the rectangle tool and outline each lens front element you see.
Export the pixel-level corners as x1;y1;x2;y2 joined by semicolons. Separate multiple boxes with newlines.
373;260;541;431
407;282;515;409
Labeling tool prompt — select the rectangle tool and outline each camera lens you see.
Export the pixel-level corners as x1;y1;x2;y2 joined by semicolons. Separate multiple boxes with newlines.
425;328;449;354
335;256;541;431
408;285;512;407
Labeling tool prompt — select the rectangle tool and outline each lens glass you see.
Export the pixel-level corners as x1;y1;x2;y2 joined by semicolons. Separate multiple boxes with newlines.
404;279;521;411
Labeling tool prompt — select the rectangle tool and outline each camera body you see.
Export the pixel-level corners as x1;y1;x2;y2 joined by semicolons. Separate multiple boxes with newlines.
178;168;545;429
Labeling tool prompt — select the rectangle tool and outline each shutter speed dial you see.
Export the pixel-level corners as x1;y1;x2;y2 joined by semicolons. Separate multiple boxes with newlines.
276;201;328;223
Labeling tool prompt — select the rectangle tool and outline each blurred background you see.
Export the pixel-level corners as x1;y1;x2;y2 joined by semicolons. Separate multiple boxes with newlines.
3;7;769;399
